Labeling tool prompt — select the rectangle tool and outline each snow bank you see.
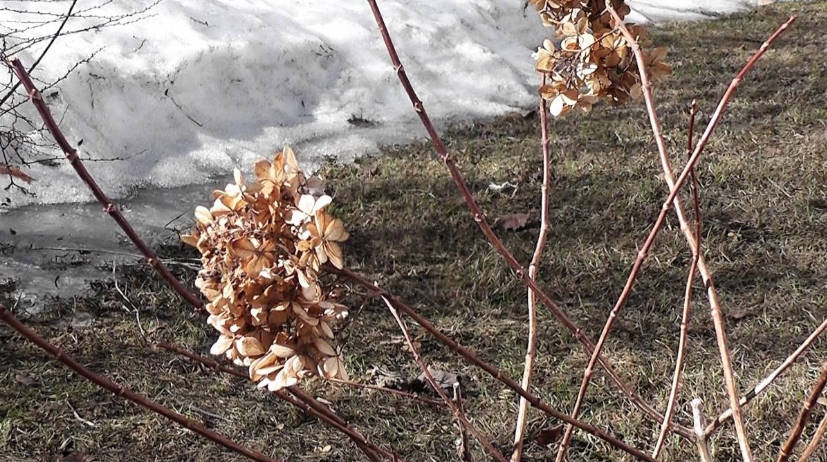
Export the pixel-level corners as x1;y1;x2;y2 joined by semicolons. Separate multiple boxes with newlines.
2;0;760;210
1;0;772;304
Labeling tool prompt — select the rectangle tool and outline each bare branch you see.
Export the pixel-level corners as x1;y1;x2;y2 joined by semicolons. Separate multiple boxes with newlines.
5;56;204;309
798;410;827;462
326;377;445;408
333;265;658;462
564;9;796;461
0;0;78;109
777;361;827;462
0;303;281;462
692;399;713;462
652;100;702;459
363;0;683;439
382;295;509;462
512;72;553;462
706;317;827;436
153;342;397;462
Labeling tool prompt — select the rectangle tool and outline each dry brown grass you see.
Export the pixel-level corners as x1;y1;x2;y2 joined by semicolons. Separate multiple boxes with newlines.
1;2;826;460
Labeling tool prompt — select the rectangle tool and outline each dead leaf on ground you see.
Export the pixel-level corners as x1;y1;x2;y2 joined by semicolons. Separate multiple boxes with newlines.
14;373;37;387
367;366;406;389
728;307;749;321
0;164;34;183
417;366;459;392
494;212;531;231
536;424;564;446
58;452;92;462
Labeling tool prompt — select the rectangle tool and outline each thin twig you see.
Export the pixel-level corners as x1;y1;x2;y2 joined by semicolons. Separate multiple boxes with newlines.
334;266;657;462
777;361;827;462
0;0;77;109
454;382;474;462
638;13;796;459
286;387;387;462
706;317;827;436
692;398;713;462
7;55;398;462
382;295;509;462
798;410;827;462
512;72;553;462
326;377;445;408
652;100;702;458
364;0;685;439
4;57;204;310
0;304;281;462
153;342;395;462
573;10;795;462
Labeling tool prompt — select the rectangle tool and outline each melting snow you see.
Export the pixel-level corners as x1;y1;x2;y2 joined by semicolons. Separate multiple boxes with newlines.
2;0;761;209
0;0;765;303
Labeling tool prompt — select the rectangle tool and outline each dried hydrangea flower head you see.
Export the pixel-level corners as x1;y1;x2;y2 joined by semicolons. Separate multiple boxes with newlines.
183;146;349;390
530;0;670;116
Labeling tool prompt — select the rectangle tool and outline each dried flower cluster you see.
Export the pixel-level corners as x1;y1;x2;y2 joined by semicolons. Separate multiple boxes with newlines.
529;0;670;116
183;147;349;390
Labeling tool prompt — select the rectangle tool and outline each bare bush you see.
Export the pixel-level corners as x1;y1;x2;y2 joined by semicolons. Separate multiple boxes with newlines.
1;1;824;461
0;0;159;196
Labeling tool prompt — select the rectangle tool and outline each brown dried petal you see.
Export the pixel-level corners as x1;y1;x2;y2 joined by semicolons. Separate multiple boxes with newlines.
210;335;234;355
236;336;266;357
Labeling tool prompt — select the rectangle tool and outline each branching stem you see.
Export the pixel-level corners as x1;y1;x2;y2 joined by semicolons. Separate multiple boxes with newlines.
4;57;204;309
363;0;685;440
512;72;553;462
333;266;658;462
382;296;509;462
652;100;702;459
777;361;827;462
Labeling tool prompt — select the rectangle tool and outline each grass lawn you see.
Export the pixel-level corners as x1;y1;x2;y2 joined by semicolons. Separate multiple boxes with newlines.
1;2;826;460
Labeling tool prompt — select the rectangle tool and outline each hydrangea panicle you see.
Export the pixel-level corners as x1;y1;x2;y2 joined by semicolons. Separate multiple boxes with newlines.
530;0;670;116
184;146;349;390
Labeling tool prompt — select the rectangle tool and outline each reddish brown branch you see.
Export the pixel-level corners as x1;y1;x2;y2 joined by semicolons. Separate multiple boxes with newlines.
334;266;657;462
286;388;388;462
706;317;827;436
383;296;509;462
798;410;827;462
453;382;474;462
565;10;796;462
0;164;33;183
4;57;204;310
6;55;397;462
0;304;280;462
363;0;684;440
777;361;827;462
326;377;445;408
512;72;553;462
652;100;702;458
6;55;404;462
154;342;396;462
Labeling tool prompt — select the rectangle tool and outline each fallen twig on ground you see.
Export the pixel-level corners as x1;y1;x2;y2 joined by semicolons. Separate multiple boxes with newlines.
383;295;508;462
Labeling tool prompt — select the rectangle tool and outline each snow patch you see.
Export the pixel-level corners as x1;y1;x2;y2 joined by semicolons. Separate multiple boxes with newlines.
2;0;762;210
